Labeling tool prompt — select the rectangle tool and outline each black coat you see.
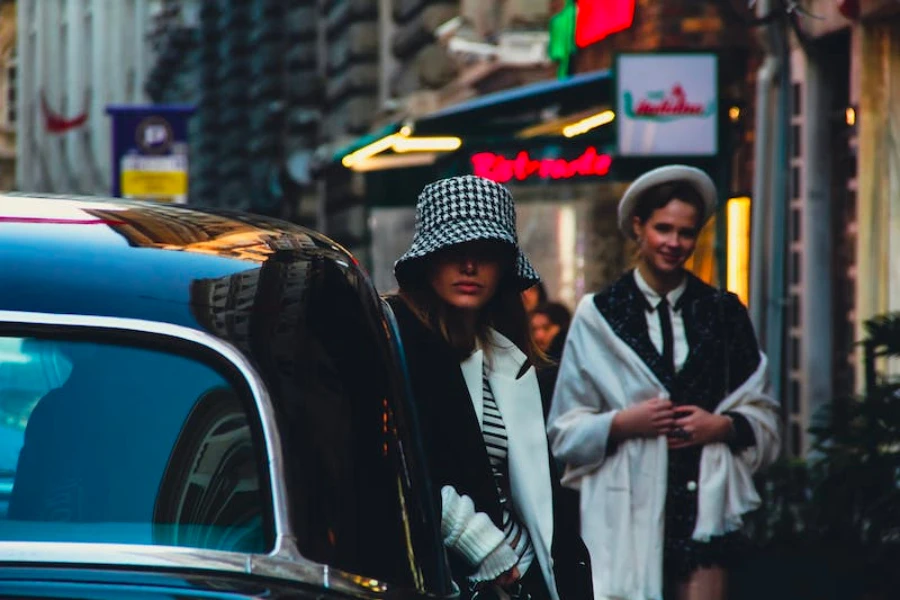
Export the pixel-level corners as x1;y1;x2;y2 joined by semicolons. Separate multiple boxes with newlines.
388;297;592;600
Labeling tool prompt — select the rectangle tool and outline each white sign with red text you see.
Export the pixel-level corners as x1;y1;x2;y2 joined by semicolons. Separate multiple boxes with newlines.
616;53;718;156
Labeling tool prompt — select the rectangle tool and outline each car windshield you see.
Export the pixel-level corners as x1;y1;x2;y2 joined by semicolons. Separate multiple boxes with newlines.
0;336;271;553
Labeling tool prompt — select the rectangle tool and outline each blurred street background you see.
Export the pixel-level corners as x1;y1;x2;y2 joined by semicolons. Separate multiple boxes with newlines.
1;9;899;578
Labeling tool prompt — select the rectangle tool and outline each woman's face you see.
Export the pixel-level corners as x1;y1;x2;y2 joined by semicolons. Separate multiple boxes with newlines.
530;313;559;352
428;240;508;313
632;199;700;276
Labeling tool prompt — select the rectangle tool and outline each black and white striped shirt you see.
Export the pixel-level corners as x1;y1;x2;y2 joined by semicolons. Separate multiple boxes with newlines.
481;367;535;575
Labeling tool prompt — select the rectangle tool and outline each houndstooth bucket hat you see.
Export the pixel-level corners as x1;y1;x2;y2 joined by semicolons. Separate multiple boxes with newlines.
394;175;540;291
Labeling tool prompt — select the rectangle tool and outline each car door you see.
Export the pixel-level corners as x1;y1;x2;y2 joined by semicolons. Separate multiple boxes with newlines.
0;309;458;599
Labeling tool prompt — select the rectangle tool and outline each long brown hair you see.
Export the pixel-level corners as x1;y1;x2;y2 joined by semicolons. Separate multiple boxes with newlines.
395;259;547;367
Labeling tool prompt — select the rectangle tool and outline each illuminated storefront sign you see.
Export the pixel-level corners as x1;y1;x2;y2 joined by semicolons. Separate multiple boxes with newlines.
625;84;715;120
471;146;613;183
616;53;718;156
576;0;636;48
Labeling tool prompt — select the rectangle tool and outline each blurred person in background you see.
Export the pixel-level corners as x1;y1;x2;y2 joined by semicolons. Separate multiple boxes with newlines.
531;302;572;418
547;166;780;600
531;302;571;357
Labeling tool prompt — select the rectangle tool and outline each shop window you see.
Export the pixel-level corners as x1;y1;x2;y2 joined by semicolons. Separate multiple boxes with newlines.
686;197;752;298
683;213;718;286
726;197;751;306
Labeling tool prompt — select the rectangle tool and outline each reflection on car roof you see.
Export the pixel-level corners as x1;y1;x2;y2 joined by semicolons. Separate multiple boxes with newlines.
0;193;353;334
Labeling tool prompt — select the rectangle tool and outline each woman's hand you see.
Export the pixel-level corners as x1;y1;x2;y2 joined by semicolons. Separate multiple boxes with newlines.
667;406;733;449
611;396;675;441
492;566;520;589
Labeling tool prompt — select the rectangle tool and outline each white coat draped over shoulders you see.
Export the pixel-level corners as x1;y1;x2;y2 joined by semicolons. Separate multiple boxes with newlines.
547;295;780;600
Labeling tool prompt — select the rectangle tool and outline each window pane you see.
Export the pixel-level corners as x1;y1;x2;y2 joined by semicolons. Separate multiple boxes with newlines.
0;336;271;552
283;257;438;586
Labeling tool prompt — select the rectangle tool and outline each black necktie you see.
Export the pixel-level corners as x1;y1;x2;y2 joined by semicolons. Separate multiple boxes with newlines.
657;297;674;372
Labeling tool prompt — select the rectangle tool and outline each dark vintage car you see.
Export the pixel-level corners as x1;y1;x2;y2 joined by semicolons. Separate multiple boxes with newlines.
0;193;457;599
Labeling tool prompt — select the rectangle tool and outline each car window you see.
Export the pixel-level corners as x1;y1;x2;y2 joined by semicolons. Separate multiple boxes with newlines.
0;335;272;553
272;255;446;590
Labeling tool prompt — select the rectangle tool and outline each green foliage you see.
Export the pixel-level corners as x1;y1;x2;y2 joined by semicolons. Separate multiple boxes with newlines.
745;312;900;591
862;312;900;358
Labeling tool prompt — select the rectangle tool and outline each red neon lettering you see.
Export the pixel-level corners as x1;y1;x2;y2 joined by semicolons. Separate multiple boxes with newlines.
471;147;613;183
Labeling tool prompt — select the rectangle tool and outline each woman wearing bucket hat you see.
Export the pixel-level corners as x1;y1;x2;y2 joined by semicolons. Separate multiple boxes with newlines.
387;176;592;600
547;165;781;600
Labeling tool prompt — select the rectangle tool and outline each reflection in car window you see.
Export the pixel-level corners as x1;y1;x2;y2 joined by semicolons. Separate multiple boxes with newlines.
0;337;271;553
276;255;442;588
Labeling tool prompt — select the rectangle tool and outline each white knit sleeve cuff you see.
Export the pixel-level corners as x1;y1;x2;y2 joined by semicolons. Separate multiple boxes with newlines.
440;485;507;566
468;543;519;583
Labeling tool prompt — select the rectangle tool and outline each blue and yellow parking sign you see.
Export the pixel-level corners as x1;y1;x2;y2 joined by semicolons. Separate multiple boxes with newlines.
106;105;194;204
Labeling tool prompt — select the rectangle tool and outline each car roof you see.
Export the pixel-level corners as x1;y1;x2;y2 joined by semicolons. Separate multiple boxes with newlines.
0;193;355;333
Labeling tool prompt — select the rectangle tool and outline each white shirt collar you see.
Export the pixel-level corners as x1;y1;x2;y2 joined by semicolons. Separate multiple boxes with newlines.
633;268;687;311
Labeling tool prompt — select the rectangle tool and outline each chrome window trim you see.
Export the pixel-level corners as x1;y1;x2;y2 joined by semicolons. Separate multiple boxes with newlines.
0;310;413;599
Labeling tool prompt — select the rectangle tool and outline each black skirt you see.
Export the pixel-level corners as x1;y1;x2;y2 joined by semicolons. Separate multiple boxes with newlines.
663;446;751;581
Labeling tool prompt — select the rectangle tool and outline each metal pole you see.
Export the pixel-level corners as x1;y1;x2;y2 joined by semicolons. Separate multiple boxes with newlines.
801;48;834;451
750;0;778;335
764;17;791;405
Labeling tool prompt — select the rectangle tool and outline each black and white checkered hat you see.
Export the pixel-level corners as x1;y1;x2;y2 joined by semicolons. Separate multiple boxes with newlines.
394;176;540;291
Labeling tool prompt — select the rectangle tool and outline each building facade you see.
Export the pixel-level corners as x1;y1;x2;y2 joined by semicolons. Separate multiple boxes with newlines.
138;0;555;262
764;0;893;454
144;0;320;222
15;0;159;195
0;0;16;191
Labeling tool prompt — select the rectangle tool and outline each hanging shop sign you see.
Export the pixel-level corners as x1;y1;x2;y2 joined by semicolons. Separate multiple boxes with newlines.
106;105;194;204
471;146;613;184
616;53;719;156
576;0;636;48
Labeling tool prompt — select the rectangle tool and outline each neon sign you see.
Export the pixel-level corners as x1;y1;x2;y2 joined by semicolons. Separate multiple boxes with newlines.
471;147;613;183
576;0;636;48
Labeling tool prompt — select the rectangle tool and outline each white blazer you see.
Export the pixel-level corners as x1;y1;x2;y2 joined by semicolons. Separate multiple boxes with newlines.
459;329;560;600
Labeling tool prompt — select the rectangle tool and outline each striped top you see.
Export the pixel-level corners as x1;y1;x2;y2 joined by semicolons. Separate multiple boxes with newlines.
481;367;535;575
